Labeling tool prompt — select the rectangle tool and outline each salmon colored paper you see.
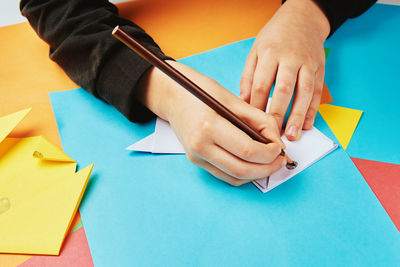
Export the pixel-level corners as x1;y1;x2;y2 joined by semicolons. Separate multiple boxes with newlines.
19;228;94;267
352;158;400;232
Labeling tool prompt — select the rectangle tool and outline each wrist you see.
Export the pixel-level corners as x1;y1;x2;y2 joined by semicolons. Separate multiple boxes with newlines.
135;60;182;122
284;0;330;41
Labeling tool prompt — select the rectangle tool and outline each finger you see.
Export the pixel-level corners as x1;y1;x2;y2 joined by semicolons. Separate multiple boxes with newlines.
240;50;257;103
188;156;250;187
303;66;324;130
232;102;286;149
212;116;282;164
201;145;287;180
285;66;315;140
268;63;300;130
249;56;278;111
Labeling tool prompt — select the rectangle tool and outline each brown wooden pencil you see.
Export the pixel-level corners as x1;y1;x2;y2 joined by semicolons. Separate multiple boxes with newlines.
112;26;296;169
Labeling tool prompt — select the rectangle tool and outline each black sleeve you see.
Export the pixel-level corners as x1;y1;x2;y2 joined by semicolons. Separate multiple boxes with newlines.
20;0;173;122
313;0;377;36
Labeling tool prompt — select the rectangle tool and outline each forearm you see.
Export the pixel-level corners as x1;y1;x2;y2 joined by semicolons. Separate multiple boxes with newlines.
20;0;173;122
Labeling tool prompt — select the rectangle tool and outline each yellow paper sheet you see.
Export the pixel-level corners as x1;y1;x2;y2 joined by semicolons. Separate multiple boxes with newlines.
318;104;363;149
0;109;93;255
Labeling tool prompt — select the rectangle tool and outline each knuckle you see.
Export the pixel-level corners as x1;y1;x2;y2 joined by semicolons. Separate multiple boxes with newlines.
252;84;267;95
269;143;281;156
301;80;314;93
276;80;293;95
240;144;255;159
269;112;283;122
230;179;246;187
186;153;199;165
290;111;305;121
259;45;277;57
288;48;308;60
314;86;323;96
200;119;213;135
187;134;205;154
303;54;315;64
231;166;249;180
240;78;250;89
306;107;317;119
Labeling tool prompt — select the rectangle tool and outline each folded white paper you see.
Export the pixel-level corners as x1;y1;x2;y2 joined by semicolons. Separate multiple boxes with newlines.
127;117;337;193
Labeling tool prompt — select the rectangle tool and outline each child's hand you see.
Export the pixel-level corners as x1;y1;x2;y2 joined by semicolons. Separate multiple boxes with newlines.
137;61;287;186
240;0;330;141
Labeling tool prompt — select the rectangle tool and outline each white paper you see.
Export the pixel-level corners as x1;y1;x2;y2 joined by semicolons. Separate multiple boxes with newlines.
126;133;156;152
252;128;337;193
153;118;185;153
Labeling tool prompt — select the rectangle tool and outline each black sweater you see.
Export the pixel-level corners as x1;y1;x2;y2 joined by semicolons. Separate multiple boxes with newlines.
20;0;376;122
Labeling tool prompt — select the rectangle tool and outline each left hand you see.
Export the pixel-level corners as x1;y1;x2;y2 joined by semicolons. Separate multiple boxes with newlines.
240;0;330;141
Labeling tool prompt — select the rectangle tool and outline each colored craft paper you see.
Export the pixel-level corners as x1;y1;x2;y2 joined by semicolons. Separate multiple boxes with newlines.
0;108;31;143
118;0;281;59
51;87;400;266
0;23;78;146
0;255;32;267
324;4;400;164
19;228;94;267
33;137;75;162
70;221;84;234
0;210;85;266
128;116;337;193
0;1;330;264
68;212;83;235
50;36;400;264
352;158;400;231
0;109;93;255
318;104;363;149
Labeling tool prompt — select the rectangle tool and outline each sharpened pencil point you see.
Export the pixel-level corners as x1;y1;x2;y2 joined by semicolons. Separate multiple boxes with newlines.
286;160;298;170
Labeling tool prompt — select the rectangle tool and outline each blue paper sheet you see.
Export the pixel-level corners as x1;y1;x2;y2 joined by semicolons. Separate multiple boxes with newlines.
50;38;400;267
324;4;400;164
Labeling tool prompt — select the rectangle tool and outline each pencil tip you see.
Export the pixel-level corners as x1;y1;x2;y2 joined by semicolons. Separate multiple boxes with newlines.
286;161;298;170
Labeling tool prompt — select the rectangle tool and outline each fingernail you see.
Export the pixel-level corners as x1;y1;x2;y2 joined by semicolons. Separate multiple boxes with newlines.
287;126;298;138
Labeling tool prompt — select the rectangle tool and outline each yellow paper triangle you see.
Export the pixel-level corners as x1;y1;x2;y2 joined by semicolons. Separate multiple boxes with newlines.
33;136;75;162
318;104;363;149
0;108;31;144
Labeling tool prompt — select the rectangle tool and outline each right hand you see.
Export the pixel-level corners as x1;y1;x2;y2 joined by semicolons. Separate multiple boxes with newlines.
136;61;287;186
